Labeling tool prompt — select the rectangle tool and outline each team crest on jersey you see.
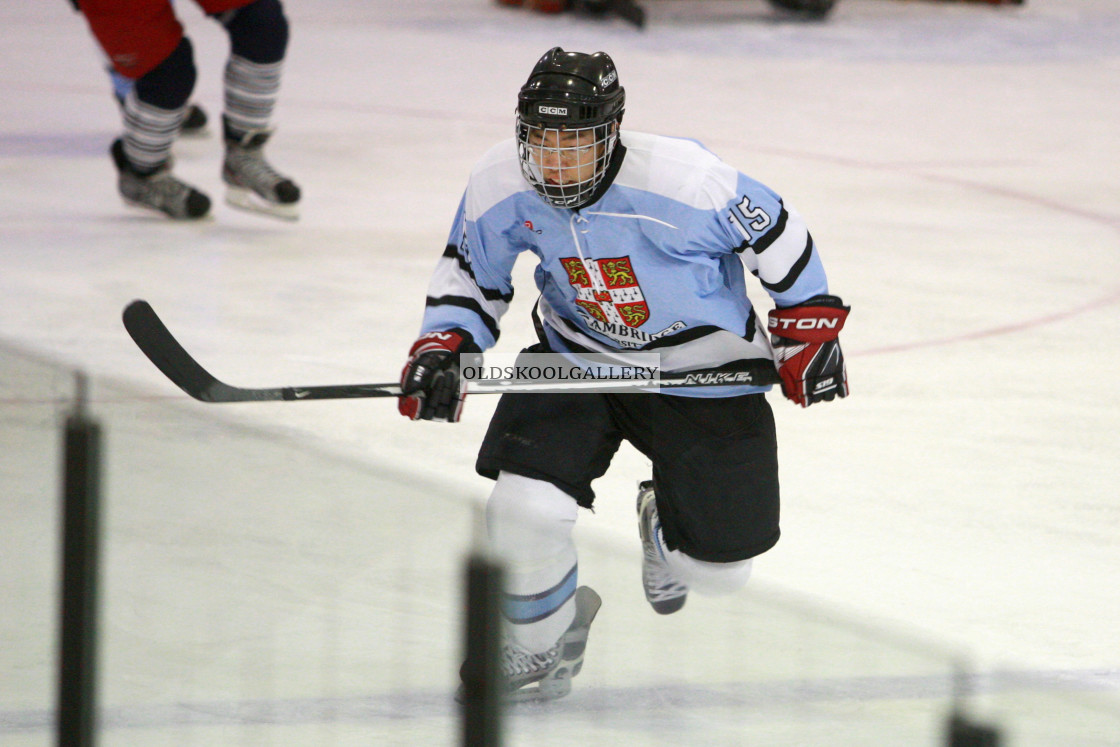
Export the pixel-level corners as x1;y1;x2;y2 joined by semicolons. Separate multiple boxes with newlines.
561;256;649;328
558;256;686;348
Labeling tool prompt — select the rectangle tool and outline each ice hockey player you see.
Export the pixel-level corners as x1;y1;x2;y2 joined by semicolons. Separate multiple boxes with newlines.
399;47;849;700
74;0;301;220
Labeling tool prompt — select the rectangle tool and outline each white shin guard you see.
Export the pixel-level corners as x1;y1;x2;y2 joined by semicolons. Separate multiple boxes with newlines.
486;472;580;652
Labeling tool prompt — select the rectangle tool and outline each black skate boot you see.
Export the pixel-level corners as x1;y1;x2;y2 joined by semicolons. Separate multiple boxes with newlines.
222;116;300;220
110;138;210;220
180;104;209;137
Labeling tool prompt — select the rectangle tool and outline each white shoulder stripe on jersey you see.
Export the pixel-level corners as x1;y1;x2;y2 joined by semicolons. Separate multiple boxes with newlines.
613;131;739;211
464;140;532;220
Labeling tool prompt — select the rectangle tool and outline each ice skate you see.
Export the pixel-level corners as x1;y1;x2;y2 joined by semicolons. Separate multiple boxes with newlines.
458;585;601;703
503;586;601;702
637;481;689;614
222;117;300;220
111;138;210;220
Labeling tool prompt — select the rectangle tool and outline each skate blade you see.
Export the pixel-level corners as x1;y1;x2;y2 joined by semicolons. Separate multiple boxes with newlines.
456;677;570;705
504;676;572;703
225;186;299;221
120;196;212;221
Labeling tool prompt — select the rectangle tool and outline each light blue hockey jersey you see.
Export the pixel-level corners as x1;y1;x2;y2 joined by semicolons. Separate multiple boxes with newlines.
419;130;831;397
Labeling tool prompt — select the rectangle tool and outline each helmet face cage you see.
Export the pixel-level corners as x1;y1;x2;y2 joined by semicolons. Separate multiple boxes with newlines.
516;118;619;209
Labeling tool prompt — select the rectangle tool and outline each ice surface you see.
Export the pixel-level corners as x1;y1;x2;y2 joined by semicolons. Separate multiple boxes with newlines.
2;0;1119;743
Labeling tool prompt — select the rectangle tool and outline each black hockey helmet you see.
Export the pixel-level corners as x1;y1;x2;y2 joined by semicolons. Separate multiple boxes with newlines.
517;47;625;128
516;48;625;208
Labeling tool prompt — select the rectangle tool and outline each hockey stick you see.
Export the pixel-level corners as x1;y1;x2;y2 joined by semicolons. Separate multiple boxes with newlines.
122;299;779;403
123;300;400;402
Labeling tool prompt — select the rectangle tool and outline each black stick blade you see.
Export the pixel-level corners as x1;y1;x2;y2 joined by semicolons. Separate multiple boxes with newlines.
122;300;276;402
122;300;403;402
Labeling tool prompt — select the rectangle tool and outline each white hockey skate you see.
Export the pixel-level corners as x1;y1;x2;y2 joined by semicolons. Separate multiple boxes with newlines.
458;585;601;703
222;119;300;220
503;586;601;702
637;481;689;615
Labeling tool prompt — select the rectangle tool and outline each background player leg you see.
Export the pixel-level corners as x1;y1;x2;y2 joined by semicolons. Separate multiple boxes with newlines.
114;37;211;219
109;65;208;136
214;0;301;219
72;0;209;136
76;0;211;219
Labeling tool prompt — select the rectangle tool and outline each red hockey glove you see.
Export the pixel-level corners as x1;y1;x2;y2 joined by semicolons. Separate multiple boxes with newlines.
399;329;478;422
768;295;850;408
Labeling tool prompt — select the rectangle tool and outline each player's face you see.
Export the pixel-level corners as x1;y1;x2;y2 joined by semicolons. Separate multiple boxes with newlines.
526;127;601;186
